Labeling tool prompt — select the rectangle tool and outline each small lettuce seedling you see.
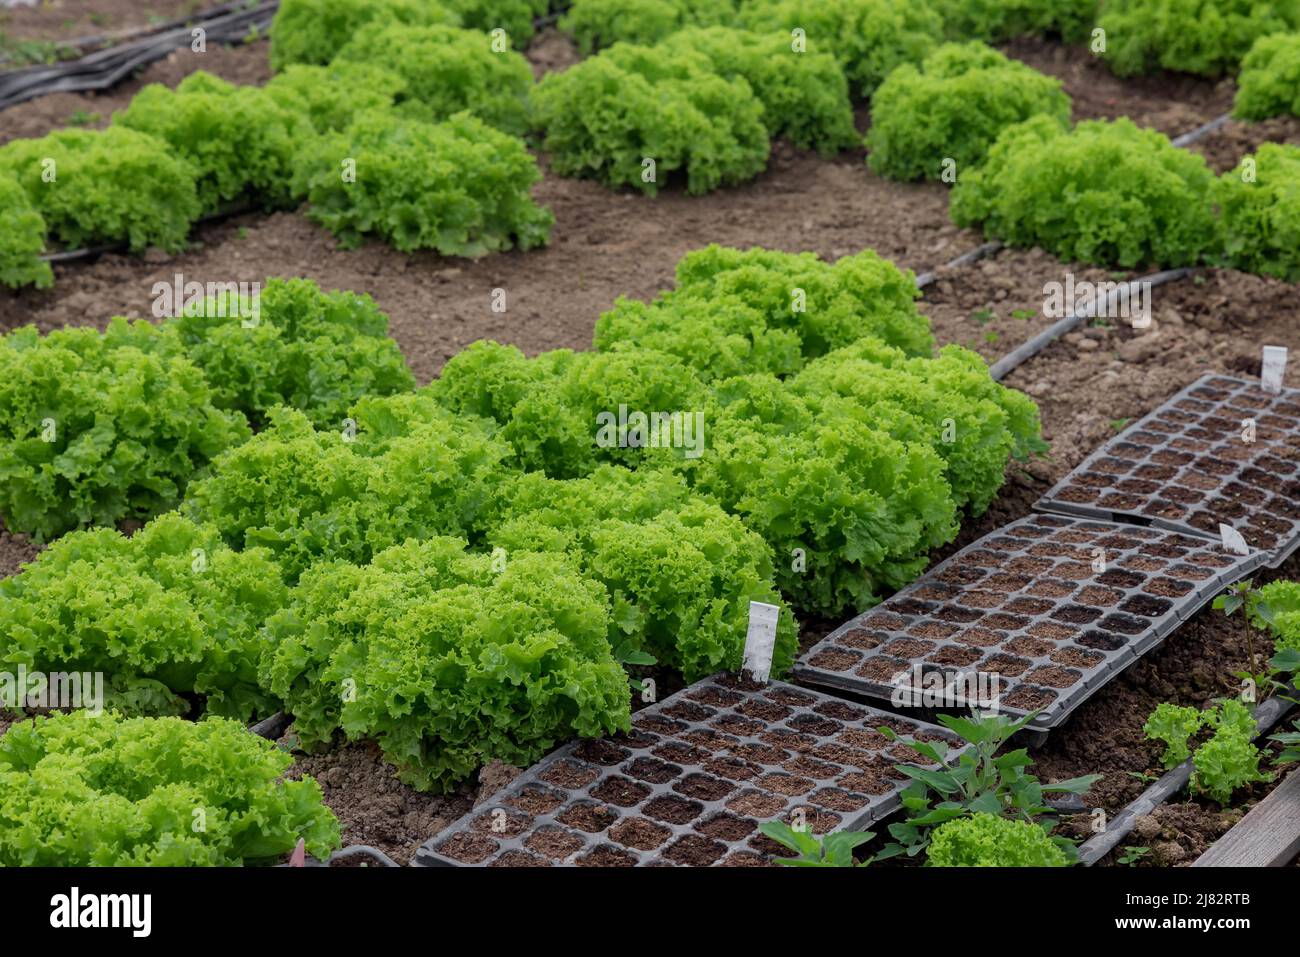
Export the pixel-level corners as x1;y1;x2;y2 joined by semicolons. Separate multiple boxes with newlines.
1144;702;1204;769
1143;699;1272;803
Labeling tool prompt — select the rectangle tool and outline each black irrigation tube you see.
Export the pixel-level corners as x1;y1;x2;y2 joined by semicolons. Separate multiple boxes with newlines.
913;240;1003;290
0;1;277;109
35;200;256;264
987;266;1194;381
982;109;1235;383
0;1;264;68
1076;689;1297;865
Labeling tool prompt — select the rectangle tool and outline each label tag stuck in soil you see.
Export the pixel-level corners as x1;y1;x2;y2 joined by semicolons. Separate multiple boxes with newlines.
1261;346;1288;394
743;602;780;684
1219;523;1250;556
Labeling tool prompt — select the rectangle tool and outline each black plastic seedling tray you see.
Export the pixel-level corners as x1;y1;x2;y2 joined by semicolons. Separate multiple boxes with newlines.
414;673;963;867
1035;374;1300;568
792;514;1265;736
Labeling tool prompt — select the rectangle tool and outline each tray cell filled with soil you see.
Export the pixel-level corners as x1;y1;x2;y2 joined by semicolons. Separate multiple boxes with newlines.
1036;374;1300;566
415;674;961;867
792;513;1260;735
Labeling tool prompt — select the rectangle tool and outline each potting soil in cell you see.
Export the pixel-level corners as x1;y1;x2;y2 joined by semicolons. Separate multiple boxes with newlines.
415;674;963;867
1036;374;1300;566
792;513;1264;734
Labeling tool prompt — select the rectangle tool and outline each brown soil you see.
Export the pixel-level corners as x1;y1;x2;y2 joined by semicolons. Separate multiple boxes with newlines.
285;739;473;867
0;526;39;578
608;816;671;851
1000;37;1234;135
0;0;207;45
3;14;1299;869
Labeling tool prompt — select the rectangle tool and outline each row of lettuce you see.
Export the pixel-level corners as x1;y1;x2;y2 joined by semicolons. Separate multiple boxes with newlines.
5;0;1300;290
0;246;1045;863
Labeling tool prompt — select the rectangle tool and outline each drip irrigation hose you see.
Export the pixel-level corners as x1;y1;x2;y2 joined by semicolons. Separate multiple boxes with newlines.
1076;689;1297;866
323;845;401;867
1171;112;1233;147
0;2;278;109
987;266;1194;382
0;1;262;68
914;240;1004;290
248;710;292;740
36;201;256;264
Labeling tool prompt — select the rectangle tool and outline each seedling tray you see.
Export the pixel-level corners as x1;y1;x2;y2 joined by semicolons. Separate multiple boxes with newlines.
792;514;1264;735
414;673;962;867
1035;375;1300;568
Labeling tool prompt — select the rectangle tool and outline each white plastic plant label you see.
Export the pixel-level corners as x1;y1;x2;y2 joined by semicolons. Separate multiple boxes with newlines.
1261;345;1288;394
1219;523;1250;556
743;601;781;684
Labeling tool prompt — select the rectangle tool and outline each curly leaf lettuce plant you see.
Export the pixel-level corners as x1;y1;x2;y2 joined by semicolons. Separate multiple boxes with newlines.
114;72;308;215
1097;0;1300;77
670;374;959;615
0;513;285;720
561;0;739;53
594;245;933;381
1193;700;1271;803
792;340;1048;513
429;341;710;477
926;812;1069;866
444;0;548;47
487;467;800;680
1214;144;1300;282
0;172;52;289
0;711;339;866
1234;32;1300;120
268;0;460;69
1143;699;1271;803
186;398;512;581
951;115;1217;268
657;27;859;153
531;42;770;196
301;110;553;255
168;276;415;429
1143;702;1204;768
866;42;1071;181
260;537;631;792
336;24;533;136
265;62;409;135
929;0;1097;43
0;319;249;542
0;126;200;253
1253;580;1300;655
737;0;943;98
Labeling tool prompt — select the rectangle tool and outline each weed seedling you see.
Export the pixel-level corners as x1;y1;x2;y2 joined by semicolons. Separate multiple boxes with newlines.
758;821;873;867
1119;846;1150;866
877;711;1100;860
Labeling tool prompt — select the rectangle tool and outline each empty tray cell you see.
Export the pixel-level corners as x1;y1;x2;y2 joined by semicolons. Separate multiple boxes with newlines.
414;674;962;867
1036;374;1300;566
792;514;1262;733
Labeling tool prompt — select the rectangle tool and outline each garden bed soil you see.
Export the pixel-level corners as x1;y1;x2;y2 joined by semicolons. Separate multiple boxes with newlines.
1000;36;1235;135
0;0;208;46
1;10;1299;868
